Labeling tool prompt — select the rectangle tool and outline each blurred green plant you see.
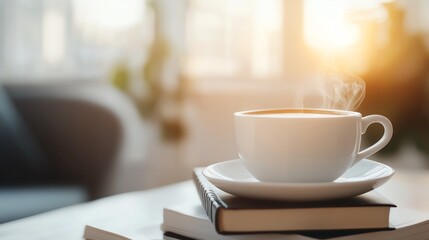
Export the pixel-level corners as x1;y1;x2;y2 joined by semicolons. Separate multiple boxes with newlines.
111;63;130;92
110;1;186;142
139;37;168;118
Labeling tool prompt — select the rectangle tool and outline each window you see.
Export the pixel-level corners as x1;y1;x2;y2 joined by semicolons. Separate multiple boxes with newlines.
1;0;428;83
0;0;153;81
185;0;283;81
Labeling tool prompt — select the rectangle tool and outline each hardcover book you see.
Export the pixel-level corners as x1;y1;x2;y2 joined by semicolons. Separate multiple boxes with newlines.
192;167;396;234
162;204;429;240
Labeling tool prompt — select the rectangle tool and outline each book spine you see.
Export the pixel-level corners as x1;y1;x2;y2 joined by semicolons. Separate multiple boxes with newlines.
192;169;226;232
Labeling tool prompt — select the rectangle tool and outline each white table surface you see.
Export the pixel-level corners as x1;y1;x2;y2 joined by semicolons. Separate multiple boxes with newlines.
1;169;429;240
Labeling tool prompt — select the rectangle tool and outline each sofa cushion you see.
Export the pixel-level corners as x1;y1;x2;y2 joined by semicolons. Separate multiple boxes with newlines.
0;84;47;183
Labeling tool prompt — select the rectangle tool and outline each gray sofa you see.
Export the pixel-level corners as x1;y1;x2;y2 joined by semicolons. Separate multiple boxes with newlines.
0;81;144;223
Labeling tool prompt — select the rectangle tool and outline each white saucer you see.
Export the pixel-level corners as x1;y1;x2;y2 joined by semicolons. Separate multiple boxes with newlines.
202;159;394;201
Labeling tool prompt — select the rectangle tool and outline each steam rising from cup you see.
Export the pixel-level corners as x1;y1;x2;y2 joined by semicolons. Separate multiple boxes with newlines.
322;71;365;111
295;60;366;111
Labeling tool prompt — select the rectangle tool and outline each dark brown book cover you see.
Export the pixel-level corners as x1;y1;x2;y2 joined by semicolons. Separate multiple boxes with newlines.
192;167;396;234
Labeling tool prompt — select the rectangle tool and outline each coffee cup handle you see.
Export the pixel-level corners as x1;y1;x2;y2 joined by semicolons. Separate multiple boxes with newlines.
354;115;393;165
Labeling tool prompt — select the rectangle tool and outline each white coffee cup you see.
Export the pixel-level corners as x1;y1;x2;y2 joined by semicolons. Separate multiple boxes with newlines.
234;108;393;183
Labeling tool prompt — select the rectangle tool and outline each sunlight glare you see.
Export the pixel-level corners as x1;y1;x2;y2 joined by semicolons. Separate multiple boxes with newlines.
304;1;361;52
73;0;144;31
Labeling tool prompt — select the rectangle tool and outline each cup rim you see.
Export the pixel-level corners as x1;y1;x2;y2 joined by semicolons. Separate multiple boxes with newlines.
234;108;362;118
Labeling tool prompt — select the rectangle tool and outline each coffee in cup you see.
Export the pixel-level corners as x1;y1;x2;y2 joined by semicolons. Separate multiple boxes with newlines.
234;108;393;183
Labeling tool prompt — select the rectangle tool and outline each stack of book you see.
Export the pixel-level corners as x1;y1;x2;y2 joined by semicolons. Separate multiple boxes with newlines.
160;168;429;240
